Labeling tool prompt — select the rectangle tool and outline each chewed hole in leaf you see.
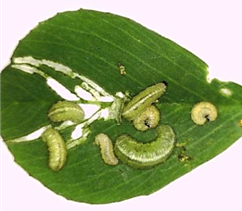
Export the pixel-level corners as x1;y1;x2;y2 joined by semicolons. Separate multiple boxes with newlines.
220;88;233;97
74;85;93;100
1;9;242;204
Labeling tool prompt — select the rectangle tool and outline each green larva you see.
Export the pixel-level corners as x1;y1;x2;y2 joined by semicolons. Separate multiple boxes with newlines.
114;124;175;168
133;105;160;131
239;119;242;127
48;101;85;124
42;128;67;171
122;83;166;121
191;101;218;125
94;133;119;166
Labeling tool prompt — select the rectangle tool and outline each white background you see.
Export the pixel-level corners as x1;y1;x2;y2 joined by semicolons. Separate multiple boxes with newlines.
1;0;242;210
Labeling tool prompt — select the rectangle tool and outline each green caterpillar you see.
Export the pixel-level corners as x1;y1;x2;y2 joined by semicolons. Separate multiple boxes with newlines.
48;101;85;124
42;128;67;171
114;124;176;168
122;83;166;121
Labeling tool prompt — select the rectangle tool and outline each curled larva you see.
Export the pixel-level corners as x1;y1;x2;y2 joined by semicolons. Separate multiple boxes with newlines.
94;133;118;166
122;83;166;121
133;105;160;131
114;124;175;168
48;101;85;123
191;101;218;125
42;128;67;171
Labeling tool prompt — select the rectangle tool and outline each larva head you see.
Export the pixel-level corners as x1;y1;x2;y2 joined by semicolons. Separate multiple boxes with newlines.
191;101;218;125
94;133;110;145
114;124;176;168
133;105;160;131
122;83;166;121
42;128;63;144
48;101;85;124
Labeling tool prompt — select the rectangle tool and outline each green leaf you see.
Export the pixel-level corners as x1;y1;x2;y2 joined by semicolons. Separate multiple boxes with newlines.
1;9;242;204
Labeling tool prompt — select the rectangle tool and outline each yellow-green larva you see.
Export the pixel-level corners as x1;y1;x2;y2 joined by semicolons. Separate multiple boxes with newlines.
94;133;119;166
42;128;67;171
239;119;242;127
191;101;218;125
114;124;175;168
48;101;85;123
122;83;166;121
133;105;160;131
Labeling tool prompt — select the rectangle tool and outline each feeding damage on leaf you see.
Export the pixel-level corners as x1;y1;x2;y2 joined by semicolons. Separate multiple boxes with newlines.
1;9;242;204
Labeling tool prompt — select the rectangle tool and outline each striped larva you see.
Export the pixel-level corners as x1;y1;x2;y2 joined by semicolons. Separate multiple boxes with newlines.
42;128;67;171
94;133;118;166
114;124;175;168
133;105;160;131
122;83;166;121
48;101;85;124
191;101;218;125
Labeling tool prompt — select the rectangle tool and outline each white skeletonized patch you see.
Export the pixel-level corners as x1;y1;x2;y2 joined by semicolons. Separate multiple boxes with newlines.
12;64;48;78
76;75;111;97
13;56;73;75
74;85;93;100
71;125;84;140
67;127;91;149
81;82;101;99
100;108;110;120
13;56;112;97
220;88;232;96
78;104;100;119
115;91;126;99
12;64;80;101
47;78;79;101
6;126;51;143
55;121;75;130
99;96;114;102
12;64;37;74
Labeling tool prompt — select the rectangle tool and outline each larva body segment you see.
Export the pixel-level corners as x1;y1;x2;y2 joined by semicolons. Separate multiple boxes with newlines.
133;105;160;131
114;125;175;168
191;101;218;125
95;133;118;166
48;101;85;123
122;83;166;121
42;128;67;171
